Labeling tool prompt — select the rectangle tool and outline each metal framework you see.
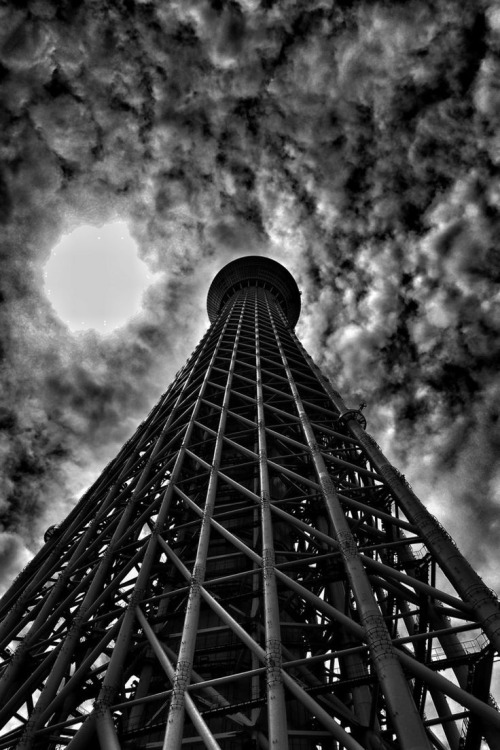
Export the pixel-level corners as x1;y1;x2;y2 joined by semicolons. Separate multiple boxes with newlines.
0;256;499;750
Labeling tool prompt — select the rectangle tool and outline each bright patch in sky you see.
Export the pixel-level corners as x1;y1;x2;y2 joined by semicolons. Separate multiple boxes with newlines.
44;222;152;332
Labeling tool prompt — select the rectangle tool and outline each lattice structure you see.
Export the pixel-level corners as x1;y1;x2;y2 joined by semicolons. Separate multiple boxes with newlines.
1;256;500;750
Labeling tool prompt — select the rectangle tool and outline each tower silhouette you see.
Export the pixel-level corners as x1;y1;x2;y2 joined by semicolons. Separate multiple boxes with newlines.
0;256;499;750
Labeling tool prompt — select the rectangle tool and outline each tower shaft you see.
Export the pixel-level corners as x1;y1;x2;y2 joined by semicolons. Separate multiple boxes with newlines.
0;258;499;750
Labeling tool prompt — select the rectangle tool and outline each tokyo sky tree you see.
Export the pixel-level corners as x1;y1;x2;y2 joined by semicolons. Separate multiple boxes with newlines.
0;256;499;750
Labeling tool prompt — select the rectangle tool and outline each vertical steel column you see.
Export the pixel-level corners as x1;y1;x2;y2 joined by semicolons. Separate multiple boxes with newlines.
250;477;262;736
162;296;246;750
267;297;433;750
135;607;222;750
316;512;376;731
95;709;122;750
251;441;263;733
255;291;289;750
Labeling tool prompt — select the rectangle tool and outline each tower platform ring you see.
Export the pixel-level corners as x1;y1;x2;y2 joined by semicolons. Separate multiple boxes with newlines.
207;256;301;327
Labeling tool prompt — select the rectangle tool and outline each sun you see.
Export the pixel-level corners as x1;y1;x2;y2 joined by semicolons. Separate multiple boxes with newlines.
44;221;153;333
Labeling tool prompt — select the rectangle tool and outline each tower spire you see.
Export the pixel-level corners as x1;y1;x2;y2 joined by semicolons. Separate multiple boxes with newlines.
0;256;499;750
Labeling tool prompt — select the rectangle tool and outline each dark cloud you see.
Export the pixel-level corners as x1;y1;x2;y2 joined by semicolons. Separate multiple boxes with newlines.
0;0;499;613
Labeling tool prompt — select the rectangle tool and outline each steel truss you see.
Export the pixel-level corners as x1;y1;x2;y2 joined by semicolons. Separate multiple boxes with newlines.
0;257;499;750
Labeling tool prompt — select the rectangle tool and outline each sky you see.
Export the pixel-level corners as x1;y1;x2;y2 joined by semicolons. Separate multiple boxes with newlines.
44;221;154;332
0;0;499;608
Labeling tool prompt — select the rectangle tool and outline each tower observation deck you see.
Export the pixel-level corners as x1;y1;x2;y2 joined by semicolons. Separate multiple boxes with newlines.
0;256;499;750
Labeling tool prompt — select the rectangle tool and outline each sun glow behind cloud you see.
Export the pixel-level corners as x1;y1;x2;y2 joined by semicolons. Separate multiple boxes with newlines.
44;221;153;333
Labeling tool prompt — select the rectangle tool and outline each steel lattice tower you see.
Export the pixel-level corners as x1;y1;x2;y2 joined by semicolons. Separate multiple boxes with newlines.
1;257;500;750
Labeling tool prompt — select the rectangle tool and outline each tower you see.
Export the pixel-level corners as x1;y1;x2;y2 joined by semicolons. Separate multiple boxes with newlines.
0;255;499;750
